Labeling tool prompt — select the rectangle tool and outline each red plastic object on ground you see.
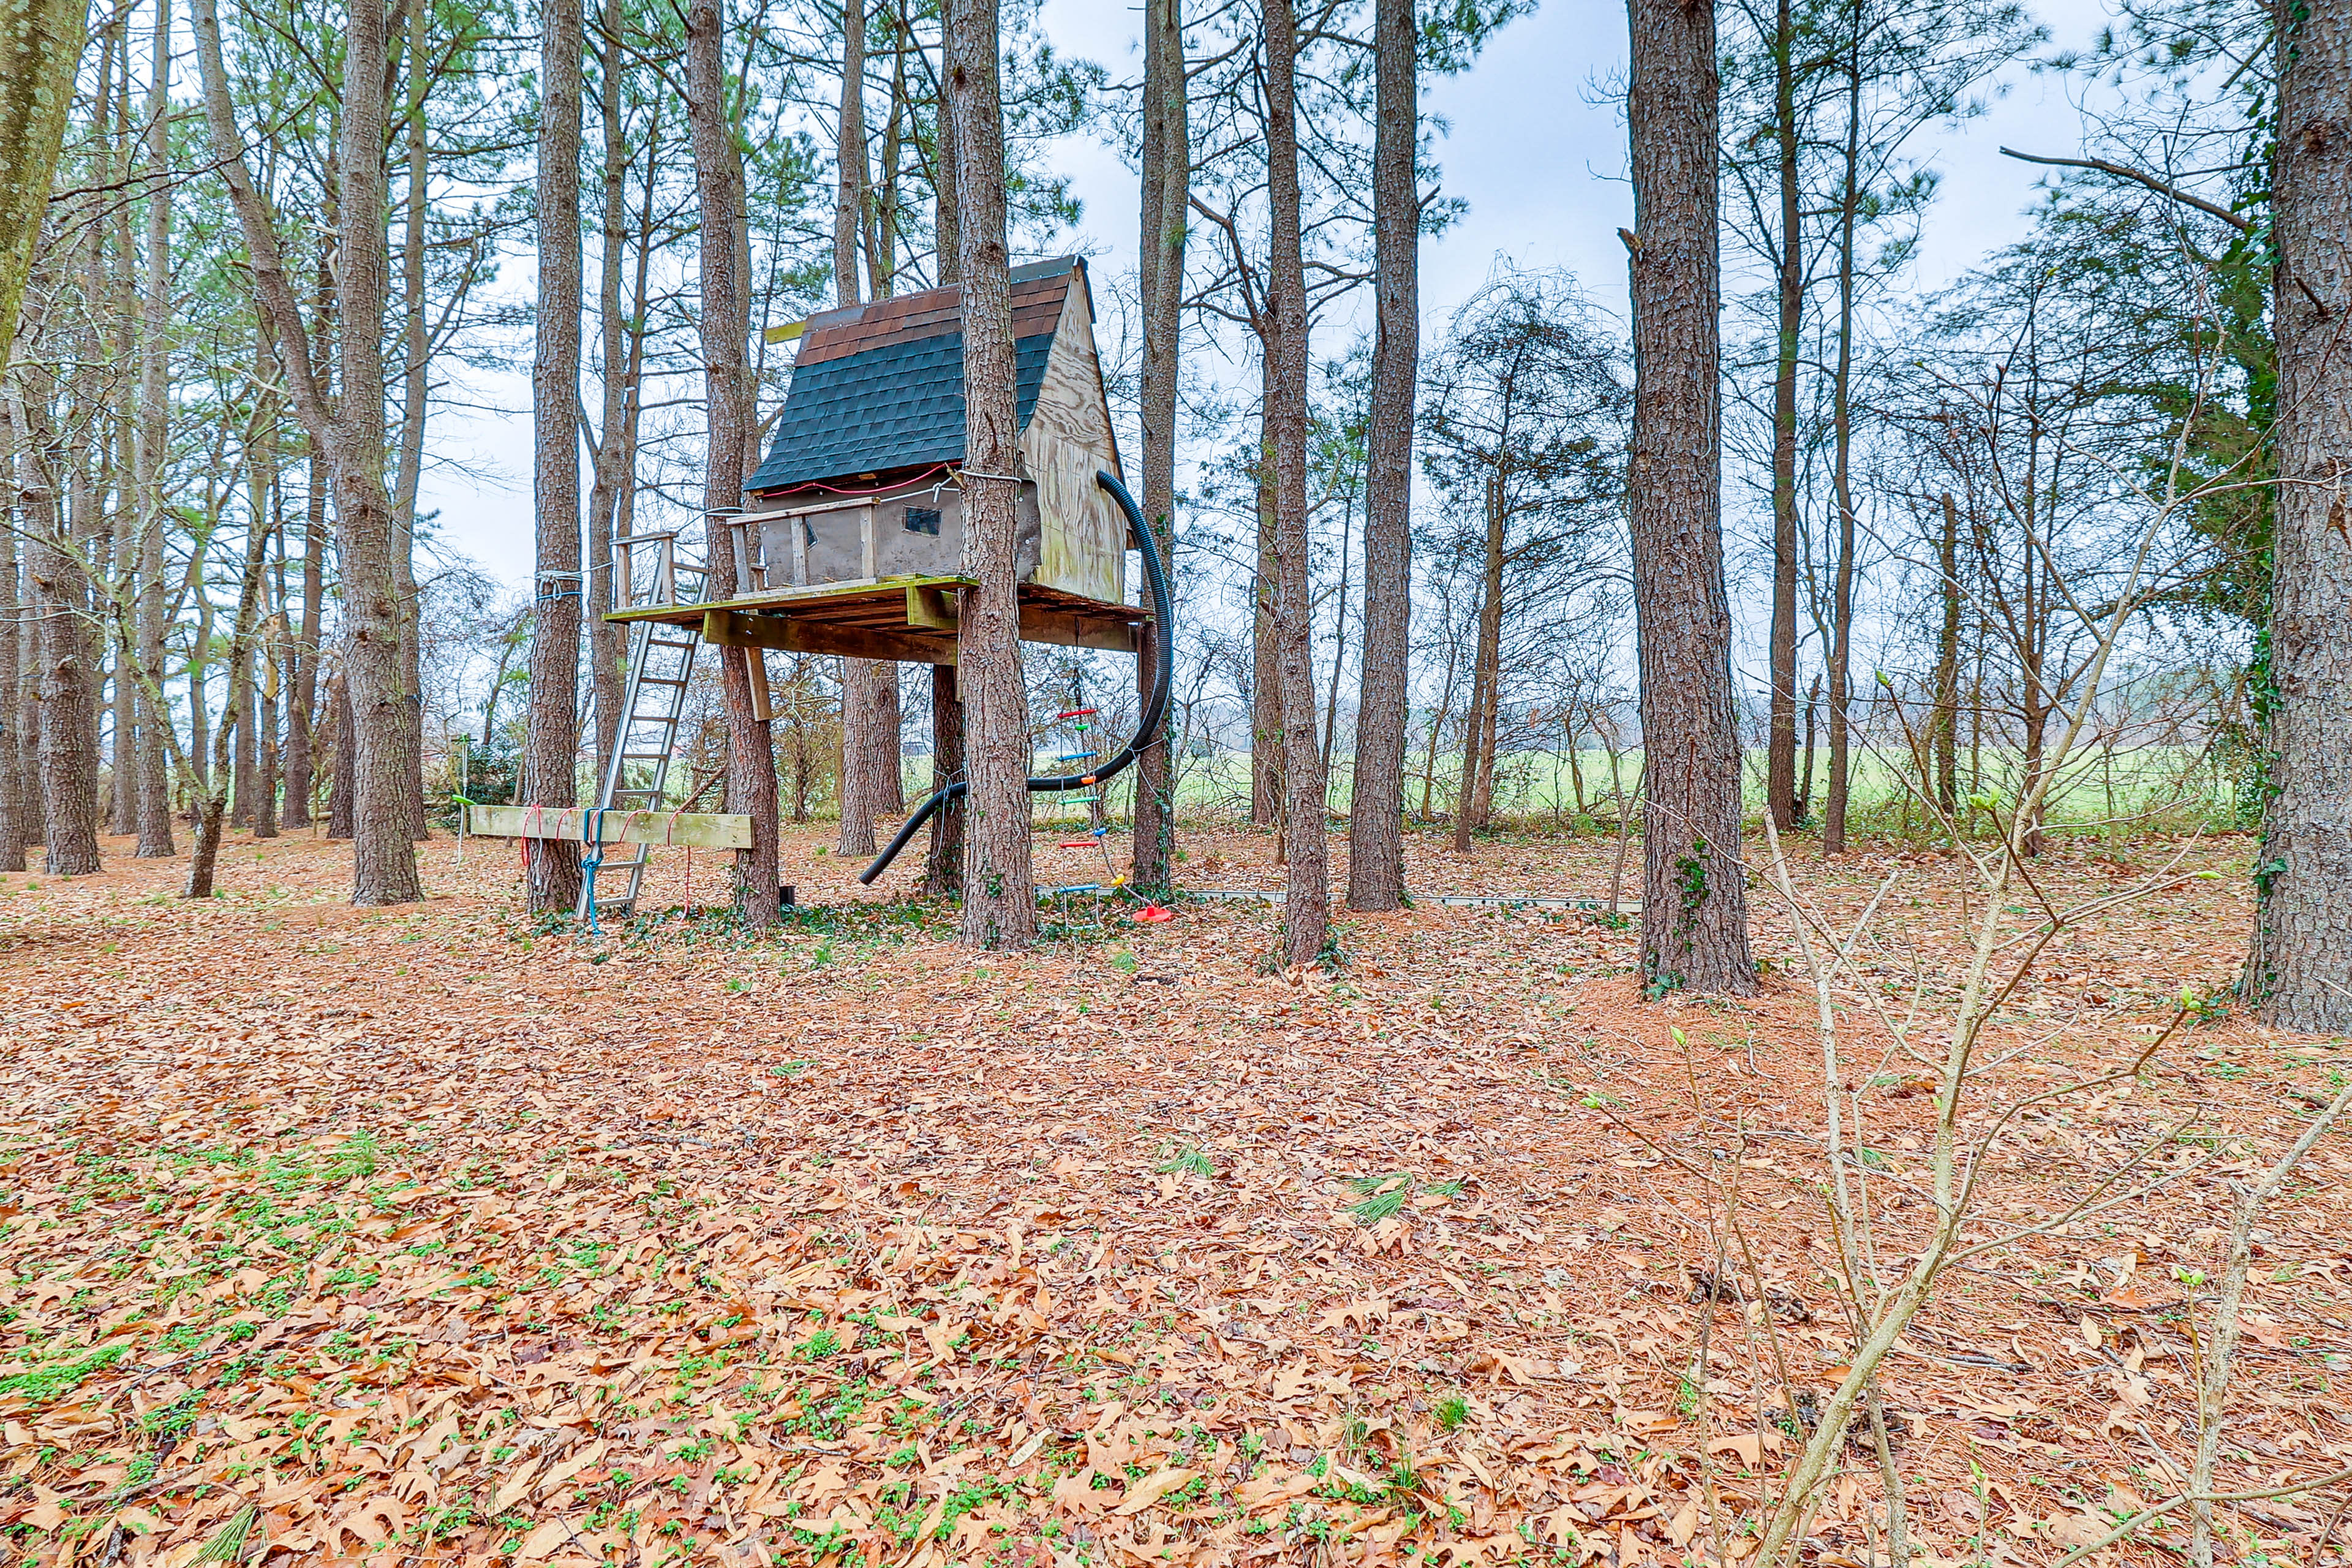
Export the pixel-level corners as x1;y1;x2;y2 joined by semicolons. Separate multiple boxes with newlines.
1135;902;1175;923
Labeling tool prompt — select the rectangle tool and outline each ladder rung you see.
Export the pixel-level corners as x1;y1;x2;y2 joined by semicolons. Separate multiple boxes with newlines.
635;676;688;687
618;750;673;760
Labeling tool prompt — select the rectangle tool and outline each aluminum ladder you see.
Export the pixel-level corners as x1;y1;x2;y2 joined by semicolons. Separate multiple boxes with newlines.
579;530;706;922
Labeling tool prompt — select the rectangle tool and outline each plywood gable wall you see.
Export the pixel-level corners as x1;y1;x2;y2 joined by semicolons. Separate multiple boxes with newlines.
1022;277;1127;604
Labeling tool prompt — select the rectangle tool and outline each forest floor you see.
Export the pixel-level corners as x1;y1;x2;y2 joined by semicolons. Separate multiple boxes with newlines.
4;821;2348;1568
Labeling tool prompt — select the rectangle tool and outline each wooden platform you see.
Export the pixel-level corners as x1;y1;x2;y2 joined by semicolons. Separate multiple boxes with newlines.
606;574;1147;665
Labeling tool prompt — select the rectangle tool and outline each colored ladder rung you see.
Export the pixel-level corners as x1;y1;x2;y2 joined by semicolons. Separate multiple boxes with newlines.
1058;797;1101;805
1058;840;1104;848
1057;708;1096;718
1057;752;1099;761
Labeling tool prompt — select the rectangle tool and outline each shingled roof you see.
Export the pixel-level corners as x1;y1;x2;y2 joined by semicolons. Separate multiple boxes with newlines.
745;257;1085;497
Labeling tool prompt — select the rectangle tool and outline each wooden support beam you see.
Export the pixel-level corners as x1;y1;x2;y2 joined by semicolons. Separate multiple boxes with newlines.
798;620;958;665
466;805;753;850
703;609;793;649
906;583;958;631
1019;604;1139;653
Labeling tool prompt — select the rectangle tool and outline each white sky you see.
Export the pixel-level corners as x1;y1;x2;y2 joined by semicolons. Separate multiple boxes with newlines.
424;0;2115;594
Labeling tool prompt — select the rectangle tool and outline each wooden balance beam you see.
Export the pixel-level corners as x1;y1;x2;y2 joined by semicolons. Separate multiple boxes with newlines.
465;805;753;851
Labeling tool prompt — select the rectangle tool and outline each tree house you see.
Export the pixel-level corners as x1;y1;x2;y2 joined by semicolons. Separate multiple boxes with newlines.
609;257;1145;682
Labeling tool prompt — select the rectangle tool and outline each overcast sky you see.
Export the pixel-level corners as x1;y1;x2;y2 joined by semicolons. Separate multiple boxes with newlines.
423;0;2115;593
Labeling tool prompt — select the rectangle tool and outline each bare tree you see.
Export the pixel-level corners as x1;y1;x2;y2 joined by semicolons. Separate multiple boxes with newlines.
192;0;423;902
1624;0;1755;995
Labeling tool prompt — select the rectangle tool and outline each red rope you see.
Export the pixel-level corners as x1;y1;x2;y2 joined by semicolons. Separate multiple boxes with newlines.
768;462;953;502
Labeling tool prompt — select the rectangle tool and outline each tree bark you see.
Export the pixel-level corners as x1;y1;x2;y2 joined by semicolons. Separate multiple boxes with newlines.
132;0;175;856
924;662;965;893
947;0;1035;948
282;447;323;825
0;0;85;365
190;0;421;901
2248;0;2352;1030
1453;475;1505;851
527;0;586;913
187;462;274;899
583;0;628;779
1932;491;1959;816
1132;0;1186;891
21;382;100;876
393;0;431;842
1624;0;1755;995
1251;361;1282;831
832;0;902;855
684;0;781;927
925;81;965;888
0;398;26;870
1820;29;1863;858
326;670;354;839
1764;0;1802;833
1348;0;1414;909
1265;0;1329;967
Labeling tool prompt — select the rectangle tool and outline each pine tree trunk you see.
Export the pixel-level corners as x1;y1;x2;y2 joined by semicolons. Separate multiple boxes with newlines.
831;0;901;854
684;0;781;927
1264;0;1329;967
195;0;419;898
0;400;26;871
133;0;175;856
583;0;628;781
1250;366;1282;831
327;672;354;840
231;658;255;828
835;658;881;856
1348;0;1414;909
1764;0;1801;833
924;663;964;894
24;396;102;876
253;630;279;839
1933;491;1959;816
1132;0;1186;892
1820;38;1863;858
337;0;424;897
1624;0;1754;995
947;0;1035;948
186;576;209;798
234;397;271;832
1454;477;1505;852
0;0;85;364
282;453;323;826
2249;0;2352;1029
526;0;586;913
925;93;965;888
187;467;274;899
393;0;431;843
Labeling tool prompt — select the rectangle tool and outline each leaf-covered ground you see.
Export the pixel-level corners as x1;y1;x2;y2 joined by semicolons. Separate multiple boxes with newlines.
4;823;2348;1568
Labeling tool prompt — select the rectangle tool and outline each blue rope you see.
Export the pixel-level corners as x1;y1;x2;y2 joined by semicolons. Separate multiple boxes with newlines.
580;806;612;934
